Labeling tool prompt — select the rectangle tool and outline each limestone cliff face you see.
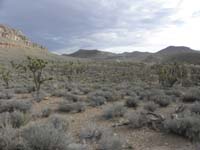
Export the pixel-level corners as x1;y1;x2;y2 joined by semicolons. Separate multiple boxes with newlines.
0;24;47;50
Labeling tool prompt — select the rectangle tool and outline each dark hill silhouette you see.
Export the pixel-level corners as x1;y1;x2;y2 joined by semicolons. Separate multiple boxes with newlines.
64;46;200;64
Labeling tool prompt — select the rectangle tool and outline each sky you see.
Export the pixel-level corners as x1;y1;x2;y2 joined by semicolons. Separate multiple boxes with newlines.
0;0;200;54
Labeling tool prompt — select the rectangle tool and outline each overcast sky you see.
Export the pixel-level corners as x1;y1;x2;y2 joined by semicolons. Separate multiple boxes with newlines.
0;0;200;54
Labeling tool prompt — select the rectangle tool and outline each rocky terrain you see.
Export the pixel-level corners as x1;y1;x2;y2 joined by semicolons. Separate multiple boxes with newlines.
0;24;46;50
0;25;75;63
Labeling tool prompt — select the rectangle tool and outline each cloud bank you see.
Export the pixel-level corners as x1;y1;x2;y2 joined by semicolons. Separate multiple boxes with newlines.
0;0;200;53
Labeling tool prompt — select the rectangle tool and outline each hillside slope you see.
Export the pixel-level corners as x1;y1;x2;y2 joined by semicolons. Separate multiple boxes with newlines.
0;25;73;63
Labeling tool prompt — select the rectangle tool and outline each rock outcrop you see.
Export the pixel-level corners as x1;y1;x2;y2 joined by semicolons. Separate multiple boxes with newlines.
0;24;46;50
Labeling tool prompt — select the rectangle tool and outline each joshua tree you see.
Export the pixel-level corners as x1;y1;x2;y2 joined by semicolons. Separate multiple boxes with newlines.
157;63;188;87
26;56;52;101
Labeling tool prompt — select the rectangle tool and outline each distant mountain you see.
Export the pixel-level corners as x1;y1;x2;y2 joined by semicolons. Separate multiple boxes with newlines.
158;47;200;64
108;51;152;62
156;46;198;56
65;49;152;61
152;46;200;64
64;49;116;59
65;46;200;64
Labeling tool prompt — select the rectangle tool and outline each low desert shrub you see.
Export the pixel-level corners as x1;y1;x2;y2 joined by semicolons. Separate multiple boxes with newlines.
164;114;200;141
89;95;106;107
22;123;71;150
58;101;85;113
165;89;183;97
67;143;87;150
97;133;123;150
102;104;126;120
47;114;69;132
154;96;170;107
88;89;119;104
102;90;119;102
0;111;30;128
182;88;200;103
190;103;200;114
149;91;169;104
123;90;138;97
10;111;30;128
127;112;148;129
0;100;32;113
51;89;66;97
0;112;10;127
0;126;26;150
65;93;80;102
0;91;14;100
144;102;158;112
79;86;91;94
14;87;29;94
80;123;103;142
41;107;51;118
125;97;138;108
140;89;164;102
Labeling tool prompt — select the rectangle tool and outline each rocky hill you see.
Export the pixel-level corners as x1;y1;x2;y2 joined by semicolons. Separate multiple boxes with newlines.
0;24;46;50
0;24;72;63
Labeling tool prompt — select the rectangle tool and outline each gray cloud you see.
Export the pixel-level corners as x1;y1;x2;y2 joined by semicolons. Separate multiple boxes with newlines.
0;0;5;9
0;0;182;53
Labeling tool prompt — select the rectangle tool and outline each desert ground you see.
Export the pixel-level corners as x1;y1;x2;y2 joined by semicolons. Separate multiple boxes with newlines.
1;57;200;150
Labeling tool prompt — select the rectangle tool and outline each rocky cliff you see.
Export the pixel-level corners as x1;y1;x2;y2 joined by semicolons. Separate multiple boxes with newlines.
0;24;46;50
